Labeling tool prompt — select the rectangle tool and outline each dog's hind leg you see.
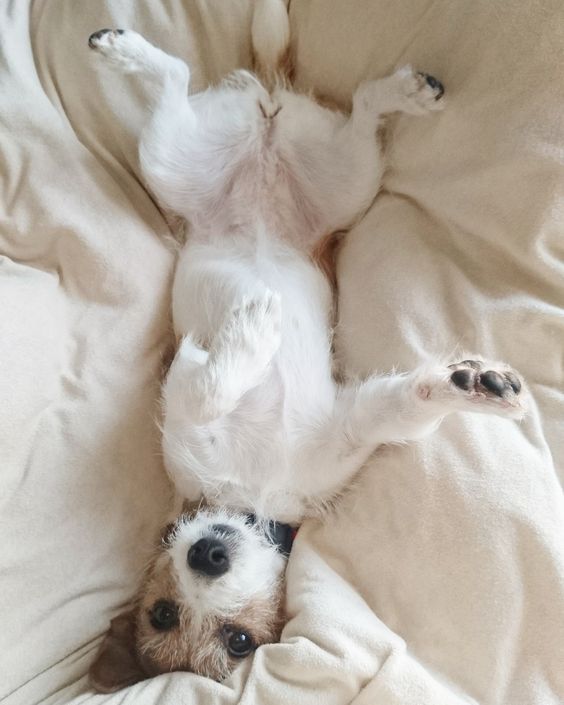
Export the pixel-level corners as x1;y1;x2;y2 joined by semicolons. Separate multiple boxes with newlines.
350;65;444;132
297;66;445;235
252;0;290;84
88;29;205;218
164;291;282;425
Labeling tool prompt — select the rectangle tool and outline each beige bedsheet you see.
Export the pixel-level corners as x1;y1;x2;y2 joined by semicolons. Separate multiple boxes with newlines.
1;1;563;704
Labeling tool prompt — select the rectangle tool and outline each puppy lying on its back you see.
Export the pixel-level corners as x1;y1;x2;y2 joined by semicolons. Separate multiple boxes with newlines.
87;0;527;691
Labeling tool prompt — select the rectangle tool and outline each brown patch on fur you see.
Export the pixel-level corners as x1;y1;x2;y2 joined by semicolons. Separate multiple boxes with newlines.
227;579;286;655
89;553;184;692
311;231;342;291
133;553;200;676
252;46;294;91
314;91;349;112
278;46;295;84
160;337;177;381
181;496;209;517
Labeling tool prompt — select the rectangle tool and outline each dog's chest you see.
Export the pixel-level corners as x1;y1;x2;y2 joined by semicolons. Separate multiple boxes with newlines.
165;361;334;523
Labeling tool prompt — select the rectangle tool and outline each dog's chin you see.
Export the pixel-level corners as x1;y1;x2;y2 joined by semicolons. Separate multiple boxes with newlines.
89;507;287;692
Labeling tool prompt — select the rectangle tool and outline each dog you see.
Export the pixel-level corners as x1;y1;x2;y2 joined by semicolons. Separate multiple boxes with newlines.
87;0;527;692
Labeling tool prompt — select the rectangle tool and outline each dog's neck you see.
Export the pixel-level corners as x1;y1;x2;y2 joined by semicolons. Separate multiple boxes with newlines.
179;499;298;555
245;514;297;556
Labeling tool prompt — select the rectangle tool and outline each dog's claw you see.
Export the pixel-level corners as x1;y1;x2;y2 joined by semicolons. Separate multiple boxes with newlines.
88;28;125;49
88;29;112;48
417;71;445;100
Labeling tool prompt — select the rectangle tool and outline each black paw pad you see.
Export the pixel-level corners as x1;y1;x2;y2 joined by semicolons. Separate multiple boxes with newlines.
88;29;112;48
479;370;508;397
418;72;445;100
451;369;474;391
505;372;521;394
449;360;523;399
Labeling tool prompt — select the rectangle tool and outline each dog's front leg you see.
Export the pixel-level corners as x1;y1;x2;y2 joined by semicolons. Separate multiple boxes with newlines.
302;359;527;503
338;358;526;447
164;292;282;425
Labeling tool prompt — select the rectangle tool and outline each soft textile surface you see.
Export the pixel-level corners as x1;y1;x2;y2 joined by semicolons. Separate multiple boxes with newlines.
1;1;563;704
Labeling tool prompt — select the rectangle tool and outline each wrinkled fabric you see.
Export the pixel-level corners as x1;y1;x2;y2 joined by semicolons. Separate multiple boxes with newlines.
1;1;562;704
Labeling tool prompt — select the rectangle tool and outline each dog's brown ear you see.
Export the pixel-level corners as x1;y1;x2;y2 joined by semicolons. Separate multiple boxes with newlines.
160;497;208;546
89;610;146;693
181;496;208;516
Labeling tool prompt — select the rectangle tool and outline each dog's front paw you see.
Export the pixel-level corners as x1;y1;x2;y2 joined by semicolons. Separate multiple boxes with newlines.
447;358;526;418
230;290;282;364
389;65;445;114
88;27;146;71
416;358;527;419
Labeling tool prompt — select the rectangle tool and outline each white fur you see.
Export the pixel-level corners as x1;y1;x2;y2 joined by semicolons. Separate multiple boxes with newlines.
169;510;285;621
251;0;290;77
89;3;526;528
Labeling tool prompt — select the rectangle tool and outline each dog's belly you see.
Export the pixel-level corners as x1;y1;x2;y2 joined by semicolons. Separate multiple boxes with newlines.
179;84;344;249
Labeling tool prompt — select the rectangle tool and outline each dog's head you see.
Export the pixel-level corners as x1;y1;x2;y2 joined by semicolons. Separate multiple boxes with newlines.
90;507;288;692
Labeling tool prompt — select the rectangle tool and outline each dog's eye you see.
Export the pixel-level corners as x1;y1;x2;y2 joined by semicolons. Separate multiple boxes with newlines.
149;600;179;631
223;626;255;658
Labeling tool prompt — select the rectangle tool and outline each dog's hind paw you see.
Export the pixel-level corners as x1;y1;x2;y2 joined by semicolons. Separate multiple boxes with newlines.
88;28;151;72
388;65;445;114
88;28;127;51
88;29;124;49
88;28;186;79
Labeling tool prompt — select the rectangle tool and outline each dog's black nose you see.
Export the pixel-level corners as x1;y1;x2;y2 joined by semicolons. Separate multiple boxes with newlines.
187;537;230;577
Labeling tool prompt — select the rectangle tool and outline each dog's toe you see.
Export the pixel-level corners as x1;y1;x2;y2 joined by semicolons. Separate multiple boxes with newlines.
447;358;526;414
88;29;111;48
450;368;474;391
88;28;124;49
478;370;508;397
504;371;522;394
418;72;444;100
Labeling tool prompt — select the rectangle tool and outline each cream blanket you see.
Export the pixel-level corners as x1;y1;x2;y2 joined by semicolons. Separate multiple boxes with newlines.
1;1;563;704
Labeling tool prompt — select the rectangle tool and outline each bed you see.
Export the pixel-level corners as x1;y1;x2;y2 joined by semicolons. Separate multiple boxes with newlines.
1;1;563;703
